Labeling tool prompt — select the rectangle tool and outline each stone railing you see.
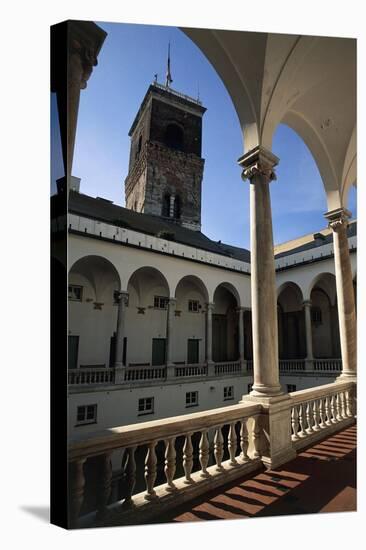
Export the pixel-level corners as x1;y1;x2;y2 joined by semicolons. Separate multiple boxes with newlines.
313;358;342;371
68;401;262;528
68;367;115;385
124;365;166;382
279;359;306;372
174;363;208;377
214;361;242;376
289;380;356;450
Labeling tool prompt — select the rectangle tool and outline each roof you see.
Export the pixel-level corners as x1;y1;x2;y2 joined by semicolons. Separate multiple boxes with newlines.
274;220;357;259
68;191;251;262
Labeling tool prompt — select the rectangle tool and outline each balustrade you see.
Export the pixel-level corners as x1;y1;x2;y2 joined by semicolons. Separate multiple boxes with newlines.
68;366;114;385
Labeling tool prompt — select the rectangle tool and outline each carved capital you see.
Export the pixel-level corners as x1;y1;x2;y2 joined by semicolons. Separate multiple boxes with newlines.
238;146;279;184
69;39;98;89
302;300;312;309
168;298;177;308
67;22;107;91
114;291;129;307
206;302;215;312
324;208;351;233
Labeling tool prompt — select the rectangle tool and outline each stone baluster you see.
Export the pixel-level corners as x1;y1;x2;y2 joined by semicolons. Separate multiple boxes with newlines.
345;389;352;417
122;447;137;508
336;393;342;421
164;437;177;491
340;392;347;419
240;419;249;462
291;407;300;440
237;307;245;365
68;458;86;528
252;416;262;458
228;423;238;466
199;430;210;478
238;147;282;397
95;452;113;520
325;396;332;426
166;298;177;368
313;400;320;431
306;402;313;433
144;441;158;500
299;404;307;437
330;395;337;424
319;398;326;428
183;433;194;484
214;426;224;470
325;208;356;381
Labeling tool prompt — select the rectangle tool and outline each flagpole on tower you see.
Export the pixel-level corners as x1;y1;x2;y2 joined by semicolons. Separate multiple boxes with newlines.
165;42;173;88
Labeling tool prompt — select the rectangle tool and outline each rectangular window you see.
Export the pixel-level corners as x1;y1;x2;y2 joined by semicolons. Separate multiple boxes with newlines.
311;306;322;325
186;391;198;407
287;384;297;393
154;295;169;309
138;397;154;415
224;386;234;401
188;299;199;312
68;284;83;301
76;404;97;426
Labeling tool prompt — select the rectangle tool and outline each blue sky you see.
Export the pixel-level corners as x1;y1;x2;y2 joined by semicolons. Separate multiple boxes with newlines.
69;21;357;250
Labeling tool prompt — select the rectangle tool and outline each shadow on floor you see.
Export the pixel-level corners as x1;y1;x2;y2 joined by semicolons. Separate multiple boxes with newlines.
20;506;50;523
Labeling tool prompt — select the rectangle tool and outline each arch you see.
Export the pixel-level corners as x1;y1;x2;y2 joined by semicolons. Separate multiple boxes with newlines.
277;281;304;303
213;281;241;307
127;266;171;305
308;272;337;306
174;275;209;304
165;123;184;151
69;255;121;302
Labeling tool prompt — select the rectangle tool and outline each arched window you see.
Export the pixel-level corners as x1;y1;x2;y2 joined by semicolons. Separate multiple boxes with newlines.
165;124;184;151
162;193;170;217
173;195;181;219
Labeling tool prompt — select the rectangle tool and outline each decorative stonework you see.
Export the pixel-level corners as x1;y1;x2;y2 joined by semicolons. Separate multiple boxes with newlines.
114;291;129;307
325;208;351;232
238;146;279;184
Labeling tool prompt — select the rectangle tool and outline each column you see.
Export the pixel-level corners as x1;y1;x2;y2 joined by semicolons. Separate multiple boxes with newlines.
238;146;282;397
166;298;177;367
114;291;129;369
325;208;356;380
302;300;314;370
237;307;245;364
206;302;214;365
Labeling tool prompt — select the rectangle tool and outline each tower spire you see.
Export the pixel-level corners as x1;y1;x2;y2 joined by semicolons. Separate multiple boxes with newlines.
165;42;173;88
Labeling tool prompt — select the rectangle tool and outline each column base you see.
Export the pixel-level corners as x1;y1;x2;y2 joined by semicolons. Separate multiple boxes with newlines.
207;361;215;377
246;382;284;398
114;366;126;384
166;364;176;379
305;359;314;372
335;372;357;383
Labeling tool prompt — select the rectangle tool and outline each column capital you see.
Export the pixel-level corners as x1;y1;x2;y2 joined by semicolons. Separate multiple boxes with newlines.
238;146;279;184
302;300;312;308
324;207;351;232
68;21;107;90
206;302;215;312
114;290;129;306
167;297;177;308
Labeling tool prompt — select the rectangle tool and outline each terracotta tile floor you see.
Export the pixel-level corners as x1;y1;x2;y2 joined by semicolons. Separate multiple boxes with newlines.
157;424;356;523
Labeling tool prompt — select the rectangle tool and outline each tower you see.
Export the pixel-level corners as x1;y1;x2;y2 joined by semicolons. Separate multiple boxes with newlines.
124;80;206;231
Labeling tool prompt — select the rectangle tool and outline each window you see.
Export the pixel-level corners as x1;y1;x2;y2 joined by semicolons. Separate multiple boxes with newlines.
68;284;83;301
186;391;198;407
154;295;169;309
76;404;97;426
173;195;181;219
224;386;234;401
165;123;184;151
162;193;170;217
138;397;154;415
311;306;322;325
287;384;297;393
188;299;199;313
247;383;253;394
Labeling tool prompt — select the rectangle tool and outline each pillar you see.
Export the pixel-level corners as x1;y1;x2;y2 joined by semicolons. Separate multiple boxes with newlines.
206;302;214;365
302;300;314;370
166;298;177;367
325;208;356;380
238;146;282;397
237;307;245;363
114;291;129;369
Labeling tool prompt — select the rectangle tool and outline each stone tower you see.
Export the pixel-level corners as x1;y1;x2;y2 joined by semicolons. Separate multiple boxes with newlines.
124;82;206;231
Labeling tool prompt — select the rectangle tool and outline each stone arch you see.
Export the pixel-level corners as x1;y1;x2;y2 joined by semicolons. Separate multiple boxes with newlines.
69;255;121;304
174;275;209;305
309;273;340;358
212;282;240;362
213;281;241;307
127;266;170;306
277;282;305;359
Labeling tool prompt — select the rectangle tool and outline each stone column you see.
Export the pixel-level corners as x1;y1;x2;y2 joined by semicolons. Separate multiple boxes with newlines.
166;298;177;367
325;208;356;380
238;146;282;397
302;300;314;370
237;307;245;364
206;302;215;364
114;291;129;369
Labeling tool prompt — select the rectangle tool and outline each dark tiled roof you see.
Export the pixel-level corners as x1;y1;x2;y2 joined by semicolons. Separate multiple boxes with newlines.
275;221;357;259
68;191;251;262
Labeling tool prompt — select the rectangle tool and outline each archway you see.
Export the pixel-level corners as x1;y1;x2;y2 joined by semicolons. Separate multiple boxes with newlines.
277;282;305;359
309;273;340;358
212;282;240;362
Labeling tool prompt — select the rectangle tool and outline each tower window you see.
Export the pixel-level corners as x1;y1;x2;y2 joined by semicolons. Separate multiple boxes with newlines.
135;134;143;160
173;195;181;219
165;124;184;151
162;193;170;217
